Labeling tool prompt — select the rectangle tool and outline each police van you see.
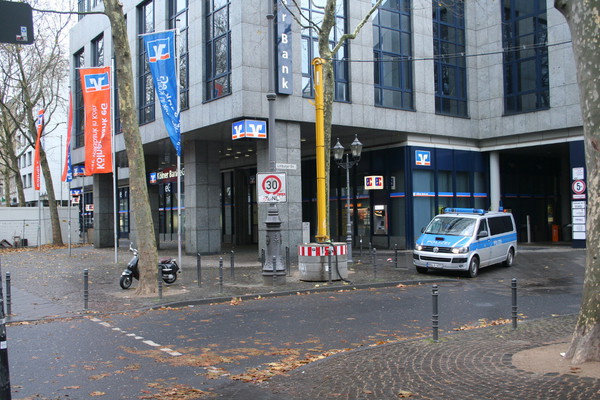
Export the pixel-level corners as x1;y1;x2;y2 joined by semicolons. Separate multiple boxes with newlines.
413;208;517;278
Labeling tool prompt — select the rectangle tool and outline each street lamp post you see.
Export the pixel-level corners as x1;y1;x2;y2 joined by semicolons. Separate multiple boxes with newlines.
333;135;362;263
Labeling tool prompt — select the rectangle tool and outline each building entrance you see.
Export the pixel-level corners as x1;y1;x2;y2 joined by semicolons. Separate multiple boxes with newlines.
222;168;258;245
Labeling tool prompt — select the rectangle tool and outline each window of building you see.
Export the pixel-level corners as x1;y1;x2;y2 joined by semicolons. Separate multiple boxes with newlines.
502;0;549;114
206;0;231;101
433;0;467;117
92;34;104;67
301;0;349;101
373;0;413;110
138;0;155;125
169;0;190;110
27;151;32;166
74;49;85;148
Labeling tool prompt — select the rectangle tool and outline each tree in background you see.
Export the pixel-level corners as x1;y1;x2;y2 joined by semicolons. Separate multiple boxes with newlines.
0;0;70;245
554;0;600;364
285;0;383;240
103;0;158;295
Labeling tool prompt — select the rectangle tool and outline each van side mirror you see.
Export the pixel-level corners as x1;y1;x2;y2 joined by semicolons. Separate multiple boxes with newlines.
421;227;425;233
477;230;488;239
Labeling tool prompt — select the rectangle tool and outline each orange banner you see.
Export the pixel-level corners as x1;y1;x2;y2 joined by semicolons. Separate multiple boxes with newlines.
80;66;113;174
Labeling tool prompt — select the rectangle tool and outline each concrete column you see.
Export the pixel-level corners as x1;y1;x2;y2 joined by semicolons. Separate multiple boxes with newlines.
257;121;303;262
489;151;501;211
184;140;221;254
92;173;114;248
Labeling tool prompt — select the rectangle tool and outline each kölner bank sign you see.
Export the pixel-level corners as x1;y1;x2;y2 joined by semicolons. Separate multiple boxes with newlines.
277;0;293;95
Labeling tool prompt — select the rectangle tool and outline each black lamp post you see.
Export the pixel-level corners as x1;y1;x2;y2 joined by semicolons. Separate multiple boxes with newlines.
333;135;362;263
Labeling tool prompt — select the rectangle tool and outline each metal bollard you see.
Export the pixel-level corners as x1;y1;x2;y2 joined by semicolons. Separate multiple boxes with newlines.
372;248;378;279
196;253;202;287
5;273;10;316
432;284;439;342
359;236;363;258
219;257;224;294
230;250;235;280
83;269;89;310
394;244;399;269
157;264;163;300
272;256;277;286
512;278;518;330
286;246;290;276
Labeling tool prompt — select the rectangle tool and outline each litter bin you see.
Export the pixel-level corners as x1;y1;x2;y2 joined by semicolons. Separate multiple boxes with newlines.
552;224;559;242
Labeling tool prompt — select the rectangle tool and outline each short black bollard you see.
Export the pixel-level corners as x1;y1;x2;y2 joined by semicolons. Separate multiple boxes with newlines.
230;250;235;280
359;236;363;258
196;253;202;287
0;257;11;399
219;257;224;294
286;246;290;276
83;269;89;311
372;248;378;279
512;278;518;330
432;284;439;342
394;244;399;269
272;256;277;286
5;272;10;316
157;264;163;300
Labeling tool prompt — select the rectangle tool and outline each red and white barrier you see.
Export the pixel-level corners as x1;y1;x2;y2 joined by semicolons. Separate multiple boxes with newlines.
298;243;347;257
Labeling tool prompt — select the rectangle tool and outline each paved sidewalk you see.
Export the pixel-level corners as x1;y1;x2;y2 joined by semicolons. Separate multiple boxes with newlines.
264;314;599;400
0;243;424;321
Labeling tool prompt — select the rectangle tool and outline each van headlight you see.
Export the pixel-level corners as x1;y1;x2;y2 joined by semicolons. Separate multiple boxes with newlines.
415;244;423;251
452;246;468;254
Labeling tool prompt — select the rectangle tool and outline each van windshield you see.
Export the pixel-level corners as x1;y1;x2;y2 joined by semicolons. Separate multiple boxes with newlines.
425;216;477;236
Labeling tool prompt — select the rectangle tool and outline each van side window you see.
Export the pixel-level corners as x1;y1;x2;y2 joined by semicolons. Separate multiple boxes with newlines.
488;216;514;235
478;219;488;237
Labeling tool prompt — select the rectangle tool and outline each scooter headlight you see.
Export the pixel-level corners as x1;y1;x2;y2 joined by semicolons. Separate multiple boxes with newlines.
452;246;468;254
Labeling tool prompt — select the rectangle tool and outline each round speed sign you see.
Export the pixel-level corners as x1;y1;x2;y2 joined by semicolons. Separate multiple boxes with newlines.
262;174;282;195
572;179;586;194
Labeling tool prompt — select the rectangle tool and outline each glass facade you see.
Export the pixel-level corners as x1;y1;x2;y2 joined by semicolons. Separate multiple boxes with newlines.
432;0;467;117
91;34;104;67
301;0;349;102
502;0;549;114
205;0;231;101
138;0;155;125
373;0;413;110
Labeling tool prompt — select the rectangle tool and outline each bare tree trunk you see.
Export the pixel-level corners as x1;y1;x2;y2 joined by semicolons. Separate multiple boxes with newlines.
555;0;600;364
39;145;63;245
104;0;158;295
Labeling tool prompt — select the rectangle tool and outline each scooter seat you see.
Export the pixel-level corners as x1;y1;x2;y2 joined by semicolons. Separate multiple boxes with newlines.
159;257;173;264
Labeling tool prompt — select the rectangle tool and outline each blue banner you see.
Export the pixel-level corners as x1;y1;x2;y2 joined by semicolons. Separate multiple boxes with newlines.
143;31;181;156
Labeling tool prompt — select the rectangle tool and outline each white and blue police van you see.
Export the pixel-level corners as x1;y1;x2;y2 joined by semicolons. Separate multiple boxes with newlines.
413;208;517;278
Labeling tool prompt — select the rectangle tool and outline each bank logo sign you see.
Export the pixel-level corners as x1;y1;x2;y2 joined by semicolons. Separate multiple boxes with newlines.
232;119;267;140
415;150;431;166
147;38;171;62
83;73;110;92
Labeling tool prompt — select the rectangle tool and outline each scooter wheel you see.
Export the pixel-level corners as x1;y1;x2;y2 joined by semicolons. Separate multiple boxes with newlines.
120;275;133;289
162;274;177;284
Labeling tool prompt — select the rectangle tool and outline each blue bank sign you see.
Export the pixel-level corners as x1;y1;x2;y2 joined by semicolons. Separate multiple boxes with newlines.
277;0;293;94
232;119;267;140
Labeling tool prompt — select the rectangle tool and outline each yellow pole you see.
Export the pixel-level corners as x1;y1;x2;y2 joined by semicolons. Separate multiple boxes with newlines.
312;57;328;242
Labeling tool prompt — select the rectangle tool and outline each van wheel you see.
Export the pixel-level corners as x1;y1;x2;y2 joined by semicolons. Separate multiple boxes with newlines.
416;266;428;274
467;257;479;278
503;248;515;267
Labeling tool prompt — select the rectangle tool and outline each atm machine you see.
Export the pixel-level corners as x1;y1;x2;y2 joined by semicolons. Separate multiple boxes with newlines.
373;204;388;235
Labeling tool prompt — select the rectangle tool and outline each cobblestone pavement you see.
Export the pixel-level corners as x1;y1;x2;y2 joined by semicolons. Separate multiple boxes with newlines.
266;314;600;400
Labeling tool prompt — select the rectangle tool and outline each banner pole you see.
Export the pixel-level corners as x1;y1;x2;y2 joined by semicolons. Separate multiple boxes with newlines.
175;27;182;270
68;181;72;256
111;62;118;264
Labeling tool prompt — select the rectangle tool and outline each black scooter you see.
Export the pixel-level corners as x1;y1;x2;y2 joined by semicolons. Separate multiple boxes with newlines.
119;243;180;289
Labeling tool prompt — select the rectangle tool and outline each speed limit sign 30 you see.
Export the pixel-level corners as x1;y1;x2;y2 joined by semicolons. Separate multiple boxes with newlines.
257;173;287;203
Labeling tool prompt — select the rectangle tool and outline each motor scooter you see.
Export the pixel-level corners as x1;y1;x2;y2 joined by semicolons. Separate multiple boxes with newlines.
119;243;180;289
